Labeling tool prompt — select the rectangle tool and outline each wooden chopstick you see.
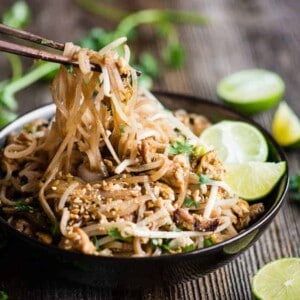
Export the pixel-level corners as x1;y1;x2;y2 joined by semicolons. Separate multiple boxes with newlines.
0;24;64;50
0;23;141;75
0;23;102;72
0;40;82;68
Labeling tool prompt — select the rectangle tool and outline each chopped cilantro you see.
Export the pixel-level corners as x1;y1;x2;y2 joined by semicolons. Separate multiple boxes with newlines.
184;197;199;208
108;227;132;242
168;140;193;156
15;199;38;213
183;243;196;252
92;236;100;250
50;223;59;237
66;64;75;75
204;237;214;247
199;174;211;185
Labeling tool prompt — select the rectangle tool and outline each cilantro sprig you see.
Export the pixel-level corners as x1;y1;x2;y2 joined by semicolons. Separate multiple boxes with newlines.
168;140;193;156
184;197;200;209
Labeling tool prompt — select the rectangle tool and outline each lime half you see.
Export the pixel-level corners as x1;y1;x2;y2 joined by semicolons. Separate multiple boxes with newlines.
217;69;285;114
200;121;268;164
252;258;300;300
224;161;286;200
272;102;300;147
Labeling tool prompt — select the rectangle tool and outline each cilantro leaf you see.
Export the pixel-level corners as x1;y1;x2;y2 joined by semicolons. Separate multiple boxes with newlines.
199;174;211;185
184;197;199;208
108;227;132;242
163;43;185;69
183;243;196;252
92;236;100;250
138;52;159;79
204;237;214;247
15;199;38;213
168;140;193;156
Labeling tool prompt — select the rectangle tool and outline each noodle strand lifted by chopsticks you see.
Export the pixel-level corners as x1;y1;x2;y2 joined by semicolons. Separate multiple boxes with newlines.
0;37;265;256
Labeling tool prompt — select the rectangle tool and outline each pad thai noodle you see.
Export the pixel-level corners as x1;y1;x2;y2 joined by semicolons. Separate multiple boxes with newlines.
0;37;264;256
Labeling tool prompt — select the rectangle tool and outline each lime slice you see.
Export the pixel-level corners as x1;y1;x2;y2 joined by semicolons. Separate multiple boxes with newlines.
224;161;286;200
217;69;285;114
200;121;268;163
272;102;300;147
252;258;300;300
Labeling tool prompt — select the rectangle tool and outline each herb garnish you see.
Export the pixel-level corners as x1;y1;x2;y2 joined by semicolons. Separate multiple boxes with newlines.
15;199;38;213
108;227;132;242
184;197;200;208
199;174;211;185
92;236;100;250
168;140;193;156
204;237;214;247
183;243;196;252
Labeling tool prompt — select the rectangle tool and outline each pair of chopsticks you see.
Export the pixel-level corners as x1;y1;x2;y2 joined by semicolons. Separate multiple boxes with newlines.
0;23;101;72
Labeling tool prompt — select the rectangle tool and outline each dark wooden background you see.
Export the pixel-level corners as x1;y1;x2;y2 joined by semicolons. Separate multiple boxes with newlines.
0;0;299;299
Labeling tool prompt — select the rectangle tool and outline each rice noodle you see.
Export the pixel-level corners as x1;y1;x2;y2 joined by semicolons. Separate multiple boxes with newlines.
0;36;264;257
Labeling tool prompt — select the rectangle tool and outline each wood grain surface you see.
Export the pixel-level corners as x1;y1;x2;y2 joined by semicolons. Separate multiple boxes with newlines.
0;0;299;299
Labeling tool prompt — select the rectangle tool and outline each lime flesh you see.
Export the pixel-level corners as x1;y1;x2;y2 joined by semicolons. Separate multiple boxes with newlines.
224;161;286;200
217;69;285;114
252;258;300;300
200;121;268;164
272;102;300;147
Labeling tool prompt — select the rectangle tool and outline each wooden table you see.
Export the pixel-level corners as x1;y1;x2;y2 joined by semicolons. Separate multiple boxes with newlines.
0;0;299;299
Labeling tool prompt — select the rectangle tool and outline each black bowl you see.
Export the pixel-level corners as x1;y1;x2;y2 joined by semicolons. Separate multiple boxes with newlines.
0;92;288;289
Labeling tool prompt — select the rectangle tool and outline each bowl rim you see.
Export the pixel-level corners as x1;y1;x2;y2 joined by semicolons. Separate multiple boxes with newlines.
0;91;289;262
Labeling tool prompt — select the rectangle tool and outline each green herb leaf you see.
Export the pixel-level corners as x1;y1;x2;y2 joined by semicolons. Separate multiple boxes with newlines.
199;174;211;185
2;0;31;29
50;223;59;237
108;227;132;242
289;173;300;202
168;140;193;156
15;199;38;213
204;237;214;247
183;197;199;208
161;241;171;252
163;43;185;69
138;52;159;79
183;243;196;252
92;236;100;250
0;290;8;300
0;110;17;128
66;64;75;75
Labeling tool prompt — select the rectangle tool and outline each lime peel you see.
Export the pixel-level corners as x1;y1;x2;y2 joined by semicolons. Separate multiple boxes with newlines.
200;120;268;164
217;69;285;114
272;102;300;147
224;161;286;200
252;257;300;300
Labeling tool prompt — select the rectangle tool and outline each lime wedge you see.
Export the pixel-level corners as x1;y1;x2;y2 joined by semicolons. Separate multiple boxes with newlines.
217;69;285;114
224;161;286;200
200;121;268;163
252;258;300;300
272;102;300;147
